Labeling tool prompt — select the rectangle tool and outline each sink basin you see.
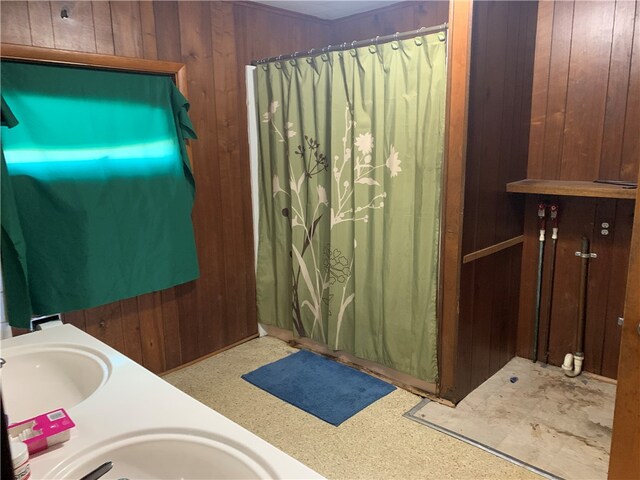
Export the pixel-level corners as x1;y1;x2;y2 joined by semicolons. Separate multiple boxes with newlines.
47;430;278;479
1;343;111;423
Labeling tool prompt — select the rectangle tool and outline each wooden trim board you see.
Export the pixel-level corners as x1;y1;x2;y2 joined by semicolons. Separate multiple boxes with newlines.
507;179;637;200
463;235;524;264
160;333;260;377
1;43;185;75
608;167;640;478
438;0;474;402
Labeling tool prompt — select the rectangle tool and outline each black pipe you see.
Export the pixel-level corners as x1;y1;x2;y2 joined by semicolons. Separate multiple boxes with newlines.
575;236;590;355
542;203;559;364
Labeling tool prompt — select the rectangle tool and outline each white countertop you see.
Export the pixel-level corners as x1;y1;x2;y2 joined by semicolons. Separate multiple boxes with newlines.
1;324;324;480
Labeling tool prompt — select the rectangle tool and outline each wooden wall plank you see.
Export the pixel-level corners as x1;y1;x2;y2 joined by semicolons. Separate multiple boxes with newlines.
63;310;86;331
177;0;228;358
465;0;495;391
210;2;251;343
620;1;640;182
137;292;166;373
460;0;488;257
457;262;475;398
583;200;616;374
472;1;509;251
599;0;637;180
1;2;32;45
158;288;182;370
506;245;522;363
152;1;182;62
469;255;496;387
83;302;126;353
92;1;114;55
27;2;54;48
50;1;97;52
541;0;574;179
560;1;616;180
110;1;143;57
489;247;511;375
494;1;526;243
229;5;257;341
516;198;540;362
120;297;143;365
601;200;634;378
526;0;554;179
139;0;157;60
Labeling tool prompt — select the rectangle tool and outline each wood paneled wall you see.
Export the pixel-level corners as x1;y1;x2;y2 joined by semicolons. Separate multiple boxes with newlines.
528;0;639;182
0;1;329;373
517;0;639;378
445;1;538;402
331;1;448;43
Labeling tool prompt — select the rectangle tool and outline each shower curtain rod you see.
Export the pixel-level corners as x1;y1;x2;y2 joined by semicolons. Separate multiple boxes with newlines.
251;22;448;65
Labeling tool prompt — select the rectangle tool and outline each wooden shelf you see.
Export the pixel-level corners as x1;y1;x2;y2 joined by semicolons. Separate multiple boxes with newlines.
506;179;637;200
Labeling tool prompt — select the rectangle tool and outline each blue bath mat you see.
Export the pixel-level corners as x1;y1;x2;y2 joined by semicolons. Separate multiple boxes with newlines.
242;349;395;426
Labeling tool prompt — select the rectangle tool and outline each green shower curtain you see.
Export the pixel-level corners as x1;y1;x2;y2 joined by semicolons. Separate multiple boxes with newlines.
255;32;446;382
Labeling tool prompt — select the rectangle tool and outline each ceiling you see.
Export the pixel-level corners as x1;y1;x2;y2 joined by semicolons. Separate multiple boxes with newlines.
251;1;404;20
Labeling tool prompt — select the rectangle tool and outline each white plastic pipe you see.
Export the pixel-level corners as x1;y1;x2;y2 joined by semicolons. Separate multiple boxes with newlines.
561;352;584;377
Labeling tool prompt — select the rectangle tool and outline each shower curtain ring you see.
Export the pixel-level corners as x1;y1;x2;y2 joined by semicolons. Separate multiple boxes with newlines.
375;36;380;44
394;32;399;41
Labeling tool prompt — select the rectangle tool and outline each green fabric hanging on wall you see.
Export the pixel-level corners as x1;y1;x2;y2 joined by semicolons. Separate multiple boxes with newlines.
1;61;199;324
255;33;446;383
1;98;32;328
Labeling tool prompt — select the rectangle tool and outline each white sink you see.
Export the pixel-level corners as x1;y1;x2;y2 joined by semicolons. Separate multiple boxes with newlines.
47;429;278;480
0;325;323;480
1;343;111;423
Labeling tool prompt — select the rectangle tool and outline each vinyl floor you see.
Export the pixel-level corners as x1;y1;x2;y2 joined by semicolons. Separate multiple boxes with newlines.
163;336;541;480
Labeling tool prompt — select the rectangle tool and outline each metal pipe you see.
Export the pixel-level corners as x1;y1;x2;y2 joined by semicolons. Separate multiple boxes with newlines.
251;23;448;65
542;203;559;364
575;236;590;354
532;202;546;362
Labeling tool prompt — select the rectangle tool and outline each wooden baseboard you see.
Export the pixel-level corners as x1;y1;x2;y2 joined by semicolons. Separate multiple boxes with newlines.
160;333;260;376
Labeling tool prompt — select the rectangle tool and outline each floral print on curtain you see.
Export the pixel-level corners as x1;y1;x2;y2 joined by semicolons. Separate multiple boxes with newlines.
255;32;447;382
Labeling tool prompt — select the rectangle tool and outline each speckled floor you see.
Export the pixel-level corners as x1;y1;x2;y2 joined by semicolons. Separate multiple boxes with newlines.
163;336;540;480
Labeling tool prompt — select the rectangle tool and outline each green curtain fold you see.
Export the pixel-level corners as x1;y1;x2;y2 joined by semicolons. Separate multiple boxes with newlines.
255;33;446;382
1;62;199;324
1;98;32;328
